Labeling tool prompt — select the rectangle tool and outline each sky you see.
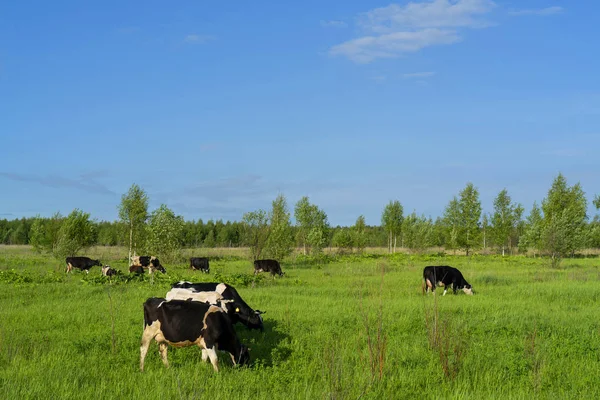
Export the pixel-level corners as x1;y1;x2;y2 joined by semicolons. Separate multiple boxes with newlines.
1;0;599;226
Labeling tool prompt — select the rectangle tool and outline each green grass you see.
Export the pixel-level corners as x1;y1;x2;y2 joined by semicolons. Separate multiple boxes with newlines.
1;247;600;399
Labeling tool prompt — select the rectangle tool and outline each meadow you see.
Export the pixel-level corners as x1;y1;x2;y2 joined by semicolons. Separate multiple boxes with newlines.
1;246;599;399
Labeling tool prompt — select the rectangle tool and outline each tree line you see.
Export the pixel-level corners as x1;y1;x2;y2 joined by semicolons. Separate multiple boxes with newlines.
1;174;599;265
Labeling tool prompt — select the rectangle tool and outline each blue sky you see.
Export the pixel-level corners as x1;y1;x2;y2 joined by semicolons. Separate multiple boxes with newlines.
1;0;599;226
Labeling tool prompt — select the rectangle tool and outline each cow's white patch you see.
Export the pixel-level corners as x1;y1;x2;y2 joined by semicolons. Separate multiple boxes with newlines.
216;283;227;294
166;288;223;304
463;287;473;295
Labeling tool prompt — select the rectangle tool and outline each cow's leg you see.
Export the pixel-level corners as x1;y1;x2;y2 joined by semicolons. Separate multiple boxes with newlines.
140;325;158;371
201;349;209;362
205;347;219;372
158;342;169;368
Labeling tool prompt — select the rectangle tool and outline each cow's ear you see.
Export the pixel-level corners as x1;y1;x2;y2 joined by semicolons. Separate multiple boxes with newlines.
235;307;240;313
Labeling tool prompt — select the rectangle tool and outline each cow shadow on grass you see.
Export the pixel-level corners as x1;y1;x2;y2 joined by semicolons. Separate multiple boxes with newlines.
235;319;292;369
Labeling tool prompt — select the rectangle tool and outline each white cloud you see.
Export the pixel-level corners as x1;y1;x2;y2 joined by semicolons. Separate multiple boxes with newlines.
330;0;496;63
359;0;496;32
184;34;215;44
331;28;460;64
403;71;436;78
321;20;347;28
508;6;563;16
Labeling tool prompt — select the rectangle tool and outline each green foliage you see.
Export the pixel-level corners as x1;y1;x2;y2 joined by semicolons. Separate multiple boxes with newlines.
381;200;404;253
443;197;461;253
29;213;63;254
402;212;433;253
294;196;329;255
213;272;266;287
519;202;544;256
242;209;270;260
352;215;367;252
594;195;600;210
117;183;149;259
264;195;294;261
540;173;588;265
331;229;353;253
491;189;522;256
54;209;96;258
146;204;184;262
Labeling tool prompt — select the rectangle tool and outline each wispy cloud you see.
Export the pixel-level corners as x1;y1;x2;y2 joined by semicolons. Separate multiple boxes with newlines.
0;172;115;195
321;20;347;28
403;71;436;79
330;0;496;63
508;6;563;16
184;34;215;44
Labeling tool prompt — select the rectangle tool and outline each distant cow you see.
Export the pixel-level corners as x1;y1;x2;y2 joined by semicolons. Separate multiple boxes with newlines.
101;265;120;277
131;255;166;274
129;265;144;274
140;298;250;372
190;257;210;273
254;259;284;277
171;281;265;331
66;257;101;274
423;266;473;296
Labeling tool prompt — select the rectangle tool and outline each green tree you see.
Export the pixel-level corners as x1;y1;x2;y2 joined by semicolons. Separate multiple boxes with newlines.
381;200;404;253
331;229;353;253
29;213;64;254
54;209;96;259
541;174;587;266
294;196;329;255
458;183;482;256
353;215;367;252
403;212;433;254
118;184;149;262
146;204;184;262
519;202;543;256
242;209;270;260
264;194;294;261
203;229;216;248
482;213;489;251
594;195;600;210
443;197;461;254
491;189;522;256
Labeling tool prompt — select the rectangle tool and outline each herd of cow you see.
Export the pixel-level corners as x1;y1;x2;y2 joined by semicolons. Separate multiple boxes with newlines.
65;255;473;372
64;256;285;277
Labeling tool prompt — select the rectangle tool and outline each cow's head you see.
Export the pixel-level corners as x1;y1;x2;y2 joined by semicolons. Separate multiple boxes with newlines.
94;259;102;266
151;258;166;273
228;304;264;331
102;265;110;274
237;344;251;367
462;285;473;295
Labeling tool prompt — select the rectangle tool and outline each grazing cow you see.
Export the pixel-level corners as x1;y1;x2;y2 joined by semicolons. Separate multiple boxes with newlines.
101;265;120;277
131;255;166;274
190;257;210;273
253;259;284;277
65;257;101;274
129;265;144;274
140;298;250;372
171;281;265;331
423;266;473;296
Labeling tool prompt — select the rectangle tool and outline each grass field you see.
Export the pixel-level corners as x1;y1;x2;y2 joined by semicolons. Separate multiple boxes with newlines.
1;246;599;399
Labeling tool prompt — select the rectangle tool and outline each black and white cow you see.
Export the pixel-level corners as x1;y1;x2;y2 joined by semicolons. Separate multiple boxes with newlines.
253;259;284;277
101;265;120;277
170;282;265;331
190;257;210;273
65;256;101;274
140;298;250;372
131;255;166;274
423;265;473;296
